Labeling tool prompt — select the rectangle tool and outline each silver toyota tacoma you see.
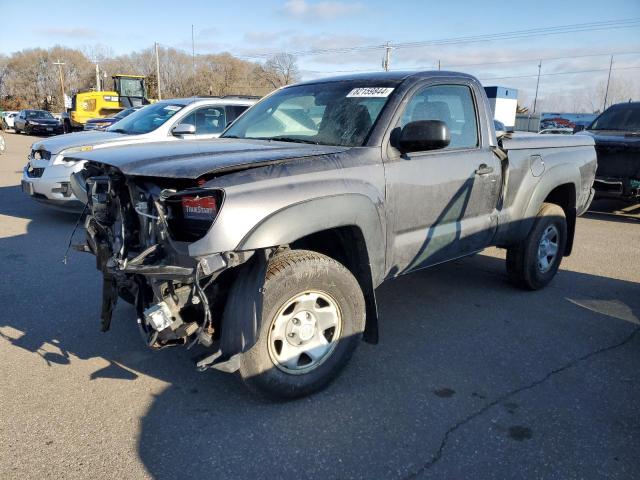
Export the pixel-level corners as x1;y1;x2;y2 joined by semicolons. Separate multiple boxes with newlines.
69;71;596;399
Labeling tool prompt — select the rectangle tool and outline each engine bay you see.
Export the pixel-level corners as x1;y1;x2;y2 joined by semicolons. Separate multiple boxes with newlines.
77;162;233;354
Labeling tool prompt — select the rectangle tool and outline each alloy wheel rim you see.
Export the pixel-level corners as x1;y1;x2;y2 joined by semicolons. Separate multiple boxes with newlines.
537;225;559;273
267;290;342;375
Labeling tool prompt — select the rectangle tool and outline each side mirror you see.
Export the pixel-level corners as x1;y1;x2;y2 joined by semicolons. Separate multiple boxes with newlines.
572;125;585;133
399;120;450;153
172;123;196;136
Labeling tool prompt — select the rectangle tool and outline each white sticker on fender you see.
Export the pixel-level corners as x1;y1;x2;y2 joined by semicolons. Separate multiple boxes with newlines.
346;87;394;98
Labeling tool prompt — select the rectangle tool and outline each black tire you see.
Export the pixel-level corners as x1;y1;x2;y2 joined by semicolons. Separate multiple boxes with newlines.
506;202;567;290
14;125;20;134
239;249;366;400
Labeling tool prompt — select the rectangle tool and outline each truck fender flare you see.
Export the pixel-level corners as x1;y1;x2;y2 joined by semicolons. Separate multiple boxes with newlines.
238;194;385;344
521;164;580;247
238;194;386;285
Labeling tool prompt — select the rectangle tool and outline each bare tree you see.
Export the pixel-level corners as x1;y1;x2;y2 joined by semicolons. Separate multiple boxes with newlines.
260;53;300;89
0;45;285;111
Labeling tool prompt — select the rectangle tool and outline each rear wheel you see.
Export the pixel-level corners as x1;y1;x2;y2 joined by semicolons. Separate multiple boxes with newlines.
239;250;365;399
506;203;567;290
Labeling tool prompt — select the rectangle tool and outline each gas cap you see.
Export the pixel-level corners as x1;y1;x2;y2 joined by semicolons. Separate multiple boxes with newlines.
530;154;545;177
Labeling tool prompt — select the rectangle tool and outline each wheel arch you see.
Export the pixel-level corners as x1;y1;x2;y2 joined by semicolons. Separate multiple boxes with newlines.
521;165;580;256
238;194;385;344
542;183;577;255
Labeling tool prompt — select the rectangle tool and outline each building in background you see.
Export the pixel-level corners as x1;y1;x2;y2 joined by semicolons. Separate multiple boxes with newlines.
484;86;518;130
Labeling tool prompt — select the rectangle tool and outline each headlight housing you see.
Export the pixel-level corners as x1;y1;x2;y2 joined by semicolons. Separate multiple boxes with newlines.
52;145;93;165
163;189;224;242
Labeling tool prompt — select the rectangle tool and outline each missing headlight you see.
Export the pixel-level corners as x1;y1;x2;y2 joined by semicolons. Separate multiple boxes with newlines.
163;189;224;242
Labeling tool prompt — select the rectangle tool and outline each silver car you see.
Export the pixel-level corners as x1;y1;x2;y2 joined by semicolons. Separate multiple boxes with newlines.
21;96;258;209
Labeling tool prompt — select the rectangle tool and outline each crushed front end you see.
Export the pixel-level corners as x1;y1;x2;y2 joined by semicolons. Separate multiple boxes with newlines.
75;162;254;369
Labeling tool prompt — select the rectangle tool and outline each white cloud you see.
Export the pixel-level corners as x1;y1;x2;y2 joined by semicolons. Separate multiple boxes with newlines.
38;27;98;39
281;0;363;20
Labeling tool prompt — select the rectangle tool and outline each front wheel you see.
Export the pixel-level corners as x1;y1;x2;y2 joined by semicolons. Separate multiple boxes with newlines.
239;250;366;399
506;202;567;290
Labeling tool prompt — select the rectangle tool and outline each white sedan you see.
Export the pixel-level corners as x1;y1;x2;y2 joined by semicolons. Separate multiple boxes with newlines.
21;96;257;210
2;111;19;130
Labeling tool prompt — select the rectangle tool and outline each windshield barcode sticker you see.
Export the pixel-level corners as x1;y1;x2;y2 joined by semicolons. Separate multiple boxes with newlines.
346;87;394;98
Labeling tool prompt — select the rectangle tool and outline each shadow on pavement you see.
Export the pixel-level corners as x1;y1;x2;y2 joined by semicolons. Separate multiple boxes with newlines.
587;198;640;223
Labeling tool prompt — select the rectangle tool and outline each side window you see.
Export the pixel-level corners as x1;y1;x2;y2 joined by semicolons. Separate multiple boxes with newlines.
179;106;227;134
225;105;249;125
399;84;479;150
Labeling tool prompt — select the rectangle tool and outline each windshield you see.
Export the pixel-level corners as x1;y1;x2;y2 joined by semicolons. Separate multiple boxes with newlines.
106;102;184;135
113;108;135;119
589;104;640;131
118;78;145;98
27;110;53;119
222;81;398;146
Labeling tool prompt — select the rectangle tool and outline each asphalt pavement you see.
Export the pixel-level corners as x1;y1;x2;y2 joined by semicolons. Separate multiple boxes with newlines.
0;131;638;479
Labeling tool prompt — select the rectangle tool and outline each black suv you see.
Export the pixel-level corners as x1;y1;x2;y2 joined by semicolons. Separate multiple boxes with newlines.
14;110;63;135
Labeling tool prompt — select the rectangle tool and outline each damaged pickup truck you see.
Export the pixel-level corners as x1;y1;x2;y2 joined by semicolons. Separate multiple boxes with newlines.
69;71;596;399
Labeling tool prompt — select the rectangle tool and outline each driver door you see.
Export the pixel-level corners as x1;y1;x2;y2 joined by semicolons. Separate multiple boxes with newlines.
384;82;501;275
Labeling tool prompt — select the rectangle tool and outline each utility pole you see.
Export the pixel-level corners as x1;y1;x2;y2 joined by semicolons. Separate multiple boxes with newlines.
95;63;101;91
532;60;542;114
191;25;196;74
155;42;162;100
603;55;613;111
382;42;393;71
438;60;441;71
52;60;66;109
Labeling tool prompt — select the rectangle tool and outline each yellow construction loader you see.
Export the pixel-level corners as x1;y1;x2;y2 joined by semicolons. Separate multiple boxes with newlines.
67;75;151;129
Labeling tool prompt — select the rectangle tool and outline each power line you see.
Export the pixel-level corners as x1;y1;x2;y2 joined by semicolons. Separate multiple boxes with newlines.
234;18;640;59
478;65;640;81
302;51;640;75
443;50;640;69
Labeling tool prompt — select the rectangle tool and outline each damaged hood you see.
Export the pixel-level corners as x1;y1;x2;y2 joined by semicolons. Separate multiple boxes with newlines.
31;130;128;155
70;138;350;179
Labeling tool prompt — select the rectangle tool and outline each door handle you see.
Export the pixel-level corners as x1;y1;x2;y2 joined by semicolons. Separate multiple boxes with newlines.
475;164;494;175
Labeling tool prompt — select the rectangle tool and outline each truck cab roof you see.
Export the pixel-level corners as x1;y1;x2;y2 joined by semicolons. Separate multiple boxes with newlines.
295;70;478;86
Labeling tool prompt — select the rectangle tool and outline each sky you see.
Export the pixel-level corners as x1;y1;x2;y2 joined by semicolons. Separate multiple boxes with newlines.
1;0;639;108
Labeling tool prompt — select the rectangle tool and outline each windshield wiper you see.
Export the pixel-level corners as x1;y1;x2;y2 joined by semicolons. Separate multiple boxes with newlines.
109;128;128;134
266;136;322;145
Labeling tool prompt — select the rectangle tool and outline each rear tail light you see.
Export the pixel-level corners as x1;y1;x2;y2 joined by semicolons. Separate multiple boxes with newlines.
165;189;223;242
